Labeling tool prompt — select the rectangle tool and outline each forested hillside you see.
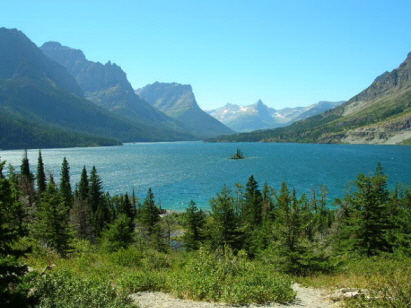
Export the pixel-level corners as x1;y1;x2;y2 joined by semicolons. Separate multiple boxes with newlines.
2;152;411;307
0;28;196;149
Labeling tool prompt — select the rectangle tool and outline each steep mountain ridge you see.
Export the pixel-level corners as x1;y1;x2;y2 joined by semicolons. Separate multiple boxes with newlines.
40;42;194;140
0;29;83;96
136;82;234;138
0;28;185;149
208;50;411;144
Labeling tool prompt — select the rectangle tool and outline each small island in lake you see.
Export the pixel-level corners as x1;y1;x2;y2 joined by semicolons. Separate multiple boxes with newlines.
230;148;245;159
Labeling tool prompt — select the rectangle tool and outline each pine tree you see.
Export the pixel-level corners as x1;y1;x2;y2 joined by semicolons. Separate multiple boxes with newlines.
240;176;264;255
0;160;31;306
60;157;73;208
139;188;160;235
78;166;89;201
242;175;263;226
19;149;35;208
101;214;135;252
31;180;72;255
340;163;393;256
88;166;110;236
36;150;46;195
182;200;206;251
70;196;94;241
208;185;242;251
116;193;136;231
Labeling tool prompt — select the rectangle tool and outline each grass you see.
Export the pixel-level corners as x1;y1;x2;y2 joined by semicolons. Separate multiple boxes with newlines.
25;242;295;306
295;255;411;307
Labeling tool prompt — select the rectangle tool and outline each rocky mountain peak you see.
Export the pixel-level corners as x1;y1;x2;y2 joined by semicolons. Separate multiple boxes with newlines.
0;28;83;96
41;42;132;93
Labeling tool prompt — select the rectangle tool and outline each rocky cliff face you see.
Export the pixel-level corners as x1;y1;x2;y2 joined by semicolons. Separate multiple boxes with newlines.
0;29;83;96
137;82;234;138
41;42;131;92
40;42;195;140
348;52;411;108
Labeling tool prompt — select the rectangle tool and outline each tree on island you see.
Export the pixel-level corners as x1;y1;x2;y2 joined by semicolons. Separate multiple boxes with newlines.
230;148;245;159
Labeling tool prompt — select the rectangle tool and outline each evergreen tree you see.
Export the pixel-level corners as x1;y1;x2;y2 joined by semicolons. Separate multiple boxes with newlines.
208;185;242;251
101;214;135;252
242;175;263;226
0;160;31;306
88;166;110;236
115;193;136;232
70;196;94;241
262;182;275;222
77;166;89;201
139;188;160;235
19;149;35;208
31;180;72;255
36;150;46;195
60;157;73;208
270;182;331;275
137;188;165;250
182;200;206;251
340;163;393;256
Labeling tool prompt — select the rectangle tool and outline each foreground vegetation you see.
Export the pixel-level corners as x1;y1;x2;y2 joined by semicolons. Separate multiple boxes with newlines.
1;151;411;307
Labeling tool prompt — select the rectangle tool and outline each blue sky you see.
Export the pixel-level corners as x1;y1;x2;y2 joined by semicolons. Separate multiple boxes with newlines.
2;0;411;109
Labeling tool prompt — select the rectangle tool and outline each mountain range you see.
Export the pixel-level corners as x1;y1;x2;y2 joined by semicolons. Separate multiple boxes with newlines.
2;27;410;149
40;42;196;140
206;100;344;132
0;28;235;149
208;50;411;144
136;82;234;138
0;28;143;149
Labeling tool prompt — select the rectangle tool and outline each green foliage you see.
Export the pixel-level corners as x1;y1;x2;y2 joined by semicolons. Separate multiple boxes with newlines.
34;270;137;308
337;163;396;256
207;185;243;251
118;271;165;293
101;214;135;252
31;181;73;256
169;247;295;304
36;150;46;195
59;157;73;208
0;159;34;307
182;200;206;251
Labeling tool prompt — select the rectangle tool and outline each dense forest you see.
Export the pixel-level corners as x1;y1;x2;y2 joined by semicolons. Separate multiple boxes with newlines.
1;151;411;307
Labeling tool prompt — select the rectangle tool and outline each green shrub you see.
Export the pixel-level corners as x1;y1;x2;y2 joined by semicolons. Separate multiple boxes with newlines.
169;247;295;304
118;271;166;292
34;270;138;308
108;247;143;268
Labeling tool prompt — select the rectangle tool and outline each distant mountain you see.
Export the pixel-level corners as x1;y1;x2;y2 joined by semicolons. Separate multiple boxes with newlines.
136;82;234;138
0;28;172;149
207;100;343;132
40;42;195;141
208;50;411;145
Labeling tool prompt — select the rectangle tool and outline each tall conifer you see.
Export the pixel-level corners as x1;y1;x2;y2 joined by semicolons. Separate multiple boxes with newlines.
36;150;46;195
60;157;73;208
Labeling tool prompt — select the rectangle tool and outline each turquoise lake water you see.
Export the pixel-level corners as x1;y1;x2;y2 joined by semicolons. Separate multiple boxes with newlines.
1;142;410;211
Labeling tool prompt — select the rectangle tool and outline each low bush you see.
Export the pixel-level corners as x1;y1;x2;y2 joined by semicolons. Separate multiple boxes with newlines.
34;269;138;308
169;247;295;304
118;271;166;292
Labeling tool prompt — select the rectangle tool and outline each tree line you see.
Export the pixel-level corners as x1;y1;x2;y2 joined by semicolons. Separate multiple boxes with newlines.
1;150;411;305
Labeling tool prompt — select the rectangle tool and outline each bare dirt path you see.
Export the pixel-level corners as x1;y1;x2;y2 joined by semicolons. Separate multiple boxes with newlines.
131;283;340;308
